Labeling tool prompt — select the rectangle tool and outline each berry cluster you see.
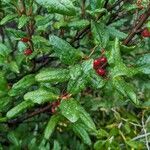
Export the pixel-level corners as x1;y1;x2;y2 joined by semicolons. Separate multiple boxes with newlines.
141;28;150;37
20;37;33;56
93;56;108;77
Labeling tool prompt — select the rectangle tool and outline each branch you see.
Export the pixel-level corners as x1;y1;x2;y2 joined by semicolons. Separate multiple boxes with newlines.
7;104;52;125
123;5;150;45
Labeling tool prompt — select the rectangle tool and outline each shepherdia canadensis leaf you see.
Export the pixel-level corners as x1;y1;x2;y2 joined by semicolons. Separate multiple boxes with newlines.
49;35;83;65
87;70;106;89
136;53;150;74
91;21;109;48
78;106;96;131
44;115;60;140
71;122;92;146
35;68;70;83
59;98;80;123
60;98;96;130
0;97;12;112
111;63;139;78
107;38;122;65
0;71;8;91
107;26;127;39
9;61;20;74
35;0;76;16
18;15;29;29
9;74;36;96
0;43;11;57
112;77;139;105
53;140;61;150
67;59;94;94
0;14;17;25
6;100;34;119
24;88;59;104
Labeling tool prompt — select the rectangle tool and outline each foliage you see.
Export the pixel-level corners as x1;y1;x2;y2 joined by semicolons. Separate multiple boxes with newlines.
0;0;150;149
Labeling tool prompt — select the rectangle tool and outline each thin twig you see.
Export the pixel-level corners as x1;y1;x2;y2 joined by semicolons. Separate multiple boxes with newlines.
7;104;52;125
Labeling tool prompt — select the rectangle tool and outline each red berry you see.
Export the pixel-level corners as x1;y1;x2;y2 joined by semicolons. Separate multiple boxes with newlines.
93;57;107;69
93;59;101;69
20;37;30;43
24;49;32;55
96;68;106;76
99;57;107;64
141;28;150;37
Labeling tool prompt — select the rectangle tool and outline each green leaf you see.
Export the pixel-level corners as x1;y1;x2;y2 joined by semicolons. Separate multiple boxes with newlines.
109;19;128;27
0;71;8;91
9;74;36;96
107;26;127;39
59;99;80;123
44;115;60;140
35;68;70;83
136;54;150;66
67;59;94;94
7;132;20;146
0;14;17;25
67;20;90;29
53;140;61;150
112;77;139;105
0;43;11;57
111;63;138;78
71;122;92;146
67;75;87;95
32;35;50;47
0;97;12;112
94;140;105;150
49;35;83;65
5;28;27;38
67;65;87;94
6;100;34;119
18;15;29;29
136;54;150;74
81;59;93;75
120;44;136;53
96;129;109;138
87;70;106;89
138;65;150;74
9;61;20;73
108;38;122;65
78;106;96;131
90;0;105;10
35;0;76;16
24;88;59;104
91;21;109;48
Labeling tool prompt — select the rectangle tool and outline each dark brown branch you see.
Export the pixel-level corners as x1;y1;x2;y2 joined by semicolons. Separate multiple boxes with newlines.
123;5;150;45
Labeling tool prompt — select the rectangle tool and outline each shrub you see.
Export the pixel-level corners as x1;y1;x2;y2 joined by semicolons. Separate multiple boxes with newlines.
0;0;150;149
